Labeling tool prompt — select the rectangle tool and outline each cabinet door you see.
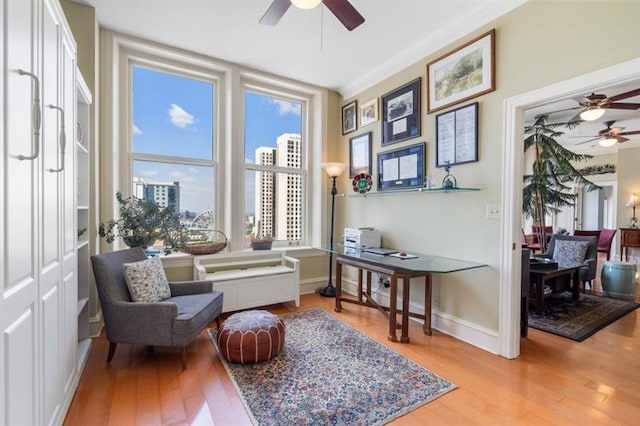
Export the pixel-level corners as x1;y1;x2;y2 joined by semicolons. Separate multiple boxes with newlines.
1;0;40;424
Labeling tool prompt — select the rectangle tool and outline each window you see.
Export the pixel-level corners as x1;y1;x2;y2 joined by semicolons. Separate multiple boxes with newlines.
131;65;217;242
244;90;306;247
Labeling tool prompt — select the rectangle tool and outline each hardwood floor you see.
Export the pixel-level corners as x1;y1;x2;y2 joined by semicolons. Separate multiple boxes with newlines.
65;272;640;425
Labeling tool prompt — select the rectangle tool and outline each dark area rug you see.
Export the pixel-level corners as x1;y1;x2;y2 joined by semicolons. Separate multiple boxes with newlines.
208;308;455;425
528;293;639;342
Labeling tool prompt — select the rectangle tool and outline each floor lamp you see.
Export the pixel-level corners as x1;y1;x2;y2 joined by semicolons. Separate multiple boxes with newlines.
319;162;347;297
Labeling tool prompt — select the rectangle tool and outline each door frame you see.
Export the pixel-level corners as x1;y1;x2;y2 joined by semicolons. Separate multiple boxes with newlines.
498;58;640;358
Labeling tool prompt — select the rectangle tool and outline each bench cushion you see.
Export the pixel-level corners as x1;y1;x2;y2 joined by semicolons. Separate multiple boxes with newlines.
207;265;294;282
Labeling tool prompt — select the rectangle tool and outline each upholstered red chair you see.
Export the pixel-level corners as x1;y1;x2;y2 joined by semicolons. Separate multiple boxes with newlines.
596;228;617;260
529;225;552;252
522;229;541;252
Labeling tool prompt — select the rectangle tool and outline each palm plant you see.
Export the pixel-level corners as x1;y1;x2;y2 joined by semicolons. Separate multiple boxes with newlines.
523;115;600;251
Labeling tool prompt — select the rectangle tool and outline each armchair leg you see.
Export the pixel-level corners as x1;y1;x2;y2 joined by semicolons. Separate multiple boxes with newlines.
182;347;187;370
106;342;117;363
216;316;221;329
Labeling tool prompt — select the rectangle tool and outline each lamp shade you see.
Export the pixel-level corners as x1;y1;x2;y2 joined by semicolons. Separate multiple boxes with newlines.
322;162;347;177
598;137;617;147
626;193;638;208
579;107;605;121
291;0;322;9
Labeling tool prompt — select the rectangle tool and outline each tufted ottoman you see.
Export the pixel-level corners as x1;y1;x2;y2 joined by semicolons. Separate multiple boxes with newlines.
217;310;285;364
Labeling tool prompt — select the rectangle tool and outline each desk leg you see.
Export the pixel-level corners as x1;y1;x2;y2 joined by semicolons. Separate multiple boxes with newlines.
571;270;580;303
388;275;398;342
536;276;545;315
401;275;410;343
357;269;363;302
335;260;343;312
423;274;432;336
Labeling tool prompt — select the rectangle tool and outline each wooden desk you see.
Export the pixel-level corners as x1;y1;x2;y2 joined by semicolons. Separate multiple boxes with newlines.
529;265;580;315
619;227;640;261
331;249;486;343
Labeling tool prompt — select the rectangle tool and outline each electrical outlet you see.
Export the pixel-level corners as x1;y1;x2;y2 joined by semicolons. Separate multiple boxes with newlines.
486;204;501;219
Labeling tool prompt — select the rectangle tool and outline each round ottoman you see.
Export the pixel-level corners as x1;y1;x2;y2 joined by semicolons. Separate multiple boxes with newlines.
217;310;285;364
601;261;638;300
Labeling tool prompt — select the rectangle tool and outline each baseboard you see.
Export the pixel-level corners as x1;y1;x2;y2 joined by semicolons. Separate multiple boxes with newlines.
340;278;499;354
89;311;103;338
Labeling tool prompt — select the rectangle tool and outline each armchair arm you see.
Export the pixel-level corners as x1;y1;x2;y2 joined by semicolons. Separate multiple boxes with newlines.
103;300;177;345
169;280;214;296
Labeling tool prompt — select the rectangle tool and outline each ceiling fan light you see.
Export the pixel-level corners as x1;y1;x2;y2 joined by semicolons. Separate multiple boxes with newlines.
291;0;322;9
579;107;605;121
598;137;617;147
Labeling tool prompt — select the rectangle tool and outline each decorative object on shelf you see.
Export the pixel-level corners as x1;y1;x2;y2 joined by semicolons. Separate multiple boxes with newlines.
627;193;638;228
441;161;458;189
349;131;372;177
352;173;373;194
98;191;183;253
359;98;378;126
377;142;425;191
179;229;228;255
250;219;274;250
319;162;347;297
426;29;495;113
341;100;357;135
578;163;616;176
77;228;87;239
381;77;421;146
436;102;478;167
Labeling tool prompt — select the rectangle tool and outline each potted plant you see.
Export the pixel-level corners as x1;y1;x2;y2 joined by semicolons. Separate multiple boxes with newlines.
523;115;600;251
98;191;183;253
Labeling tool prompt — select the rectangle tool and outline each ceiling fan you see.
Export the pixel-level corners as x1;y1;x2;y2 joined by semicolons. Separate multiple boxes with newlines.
576;120;640;147
553;88;640;123
260;0;365;31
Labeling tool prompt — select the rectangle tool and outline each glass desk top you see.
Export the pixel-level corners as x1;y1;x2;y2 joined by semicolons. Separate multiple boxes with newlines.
319;245;487;274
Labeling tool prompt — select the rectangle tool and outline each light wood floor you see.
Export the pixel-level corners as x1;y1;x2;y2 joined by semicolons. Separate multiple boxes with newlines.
65;272;640;425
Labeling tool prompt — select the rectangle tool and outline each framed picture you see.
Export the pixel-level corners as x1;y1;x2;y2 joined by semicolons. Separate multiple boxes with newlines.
342;100;357;134
426;29;495;113
381;78;421;146
349;131;372;178
377;142;425;191
436;102;478;167
359;98;378;127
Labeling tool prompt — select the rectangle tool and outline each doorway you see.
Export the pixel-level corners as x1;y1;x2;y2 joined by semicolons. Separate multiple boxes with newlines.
498;58;640;359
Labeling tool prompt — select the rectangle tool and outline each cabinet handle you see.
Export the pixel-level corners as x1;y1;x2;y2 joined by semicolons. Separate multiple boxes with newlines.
17;69;41;160
48;105;66;173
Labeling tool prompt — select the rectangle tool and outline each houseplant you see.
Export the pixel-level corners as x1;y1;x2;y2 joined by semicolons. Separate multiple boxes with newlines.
98;191;183;253
523;115;600;251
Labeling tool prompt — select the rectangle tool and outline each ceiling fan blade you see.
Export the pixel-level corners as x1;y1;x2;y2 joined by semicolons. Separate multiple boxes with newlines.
607;88;640;102
259;0;291;26
567;111;583;123
323;0;365;31
603;102;640;110
619;130;640;136
547;106;581;115
616;136;630;143
575;137;600;145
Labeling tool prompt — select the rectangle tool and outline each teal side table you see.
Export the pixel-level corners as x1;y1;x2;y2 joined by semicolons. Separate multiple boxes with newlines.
601;262;638;299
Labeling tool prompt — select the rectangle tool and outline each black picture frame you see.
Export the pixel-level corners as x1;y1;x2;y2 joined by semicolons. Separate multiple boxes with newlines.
435;102;478;167
381;78;421;146
377;142;425;191
342;100;357;135
349;131;372;178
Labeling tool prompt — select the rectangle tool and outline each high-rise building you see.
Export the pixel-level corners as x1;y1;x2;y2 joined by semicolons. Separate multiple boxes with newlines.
132;178;180;212
254;133;302;242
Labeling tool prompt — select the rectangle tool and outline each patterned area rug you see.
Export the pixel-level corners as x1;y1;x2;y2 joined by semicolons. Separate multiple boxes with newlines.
208;308;455;425
528;293;639;342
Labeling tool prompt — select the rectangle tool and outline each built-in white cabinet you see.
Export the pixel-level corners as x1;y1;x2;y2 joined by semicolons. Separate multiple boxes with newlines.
1;0;85;424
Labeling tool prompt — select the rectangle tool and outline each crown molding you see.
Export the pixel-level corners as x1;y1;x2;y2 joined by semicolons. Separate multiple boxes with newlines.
338;0;528;100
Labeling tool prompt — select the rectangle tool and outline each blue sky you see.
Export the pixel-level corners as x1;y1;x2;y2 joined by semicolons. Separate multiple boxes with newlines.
132;66;301;215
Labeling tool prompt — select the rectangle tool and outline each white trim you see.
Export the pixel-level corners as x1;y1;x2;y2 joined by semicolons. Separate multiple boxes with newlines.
339;0;527;99
499;58;640;359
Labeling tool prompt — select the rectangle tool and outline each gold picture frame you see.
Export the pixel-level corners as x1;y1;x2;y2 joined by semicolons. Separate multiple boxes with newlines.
426;29;495;114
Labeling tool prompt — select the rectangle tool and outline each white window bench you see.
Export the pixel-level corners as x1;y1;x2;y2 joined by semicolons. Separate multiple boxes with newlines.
193;251;300;313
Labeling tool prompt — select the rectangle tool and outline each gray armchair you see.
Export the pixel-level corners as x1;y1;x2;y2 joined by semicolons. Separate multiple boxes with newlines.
540;234;598;291
91;247;223;369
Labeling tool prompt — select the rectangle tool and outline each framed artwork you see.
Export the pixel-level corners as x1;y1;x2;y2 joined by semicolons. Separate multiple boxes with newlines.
436;102;478;167
377;142;425;191
349;131;372;178
426;29;495;113
359;98;378;127
342;100;357;134
381;78;421;146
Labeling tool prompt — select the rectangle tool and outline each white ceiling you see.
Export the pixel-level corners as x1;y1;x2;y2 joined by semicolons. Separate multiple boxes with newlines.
524;80;640;155
76;0;524;97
